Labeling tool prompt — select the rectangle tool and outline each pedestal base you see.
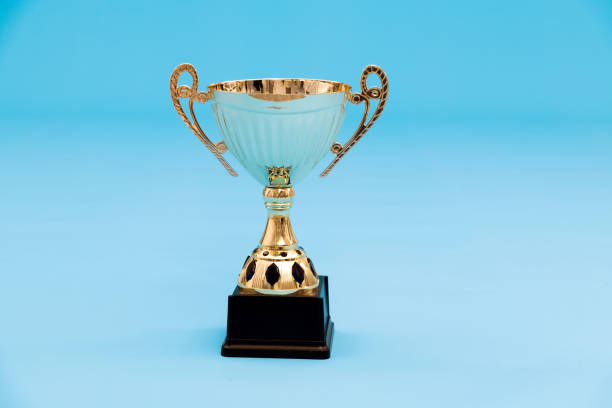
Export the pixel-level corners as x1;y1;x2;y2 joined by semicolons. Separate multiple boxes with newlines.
221;276;333;359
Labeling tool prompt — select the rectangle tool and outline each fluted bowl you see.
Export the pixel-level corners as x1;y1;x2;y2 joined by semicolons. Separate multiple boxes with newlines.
208;78;351;185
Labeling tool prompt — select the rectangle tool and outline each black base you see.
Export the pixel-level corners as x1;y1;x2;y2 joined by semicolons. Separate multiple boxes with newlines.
221;276;333;359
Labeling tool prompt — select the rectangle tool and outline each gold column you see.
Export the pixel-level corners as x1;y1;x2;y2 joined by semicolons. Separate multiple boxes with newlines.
237;186;319;294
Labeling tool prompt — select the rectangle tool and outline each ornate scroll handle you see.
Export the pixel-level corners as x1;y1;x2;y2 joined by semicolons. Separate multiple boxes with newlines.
320;65;389;177
169;63;238;177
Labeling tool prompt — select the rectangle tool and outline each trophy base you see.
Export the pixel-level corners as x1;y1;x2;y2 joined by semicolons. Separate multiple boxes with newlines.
221;275;333;359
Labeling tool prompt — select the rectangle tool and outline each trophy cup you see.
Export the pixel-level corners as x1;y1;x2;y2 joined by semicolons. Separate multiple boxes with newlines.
170;63;388;358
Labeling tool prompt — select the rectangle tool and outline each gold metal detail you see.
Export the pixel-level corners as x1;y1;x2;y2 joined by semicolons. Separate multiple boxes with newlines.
267;166;292;186
320;65;389;177
260;215;297;247
208;78;351;102
170;63;238;177
330;142;343;154
239;247;318;293
263;186;294;199
215;141;228;153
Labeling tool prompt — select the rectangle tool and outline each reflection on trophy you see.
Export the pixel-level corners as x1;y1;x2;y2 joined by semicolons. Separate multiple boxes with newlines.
170;64;388;358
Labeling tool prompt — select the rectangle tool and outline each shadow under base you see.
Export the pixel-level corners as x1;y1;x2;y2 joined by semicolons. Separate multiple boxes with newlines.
221;275;333;359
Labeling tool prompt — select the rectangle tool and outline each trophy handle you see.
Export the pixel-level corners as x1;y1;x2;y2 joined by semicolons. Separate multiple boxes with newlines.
170;63;238;177
320;65;389;177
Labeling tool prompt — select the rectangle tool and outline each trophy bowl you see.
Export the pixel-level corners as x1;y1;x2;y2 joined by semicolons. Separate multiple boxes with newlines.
170;64;388;296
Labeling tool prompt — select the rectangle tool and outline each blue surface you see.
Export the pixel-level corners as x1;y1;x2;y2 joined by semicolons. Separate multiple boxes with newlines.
1;1;612;407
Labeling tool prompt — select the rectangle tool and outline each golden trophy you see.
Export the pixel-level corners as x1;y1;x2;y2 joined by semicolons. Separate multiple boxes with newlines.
170;63;388;358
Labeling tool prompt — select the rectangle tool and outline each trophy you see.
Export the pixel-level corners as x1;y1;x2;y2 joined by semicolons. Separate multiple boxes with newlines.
170;63;388;358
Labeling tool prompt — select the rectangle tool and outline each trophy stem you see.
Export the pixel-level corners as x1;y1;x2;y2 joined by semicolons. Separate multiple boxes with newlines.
237;186;319;294
260;186;297;248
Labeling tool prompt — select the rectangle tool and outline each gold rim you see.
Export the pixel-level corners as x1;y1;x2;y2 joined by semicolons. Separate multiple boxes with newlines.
208;78;351;102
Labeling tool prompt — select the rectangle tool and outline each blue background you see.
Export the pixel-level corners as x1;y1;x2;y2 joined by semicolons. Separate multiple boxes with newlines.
1;0;612;406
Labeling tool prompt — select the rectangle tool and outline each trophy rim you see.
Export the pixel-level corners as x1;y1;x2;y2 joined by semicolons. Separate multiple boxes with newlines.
208;78;351;101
